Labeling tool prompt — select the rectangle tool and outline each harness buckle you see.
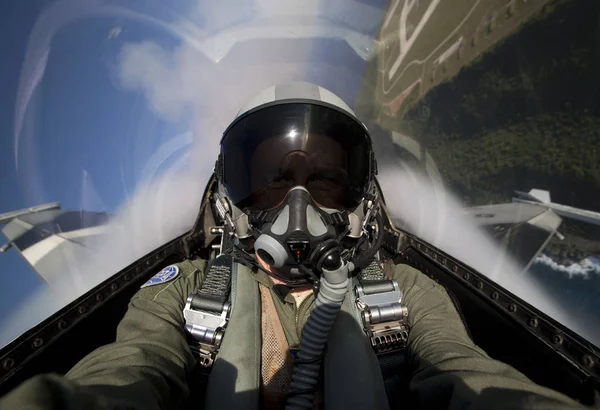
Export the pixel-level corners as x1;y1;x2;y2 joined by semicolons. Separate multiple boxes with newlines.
183;294;231;368
355;280;410;354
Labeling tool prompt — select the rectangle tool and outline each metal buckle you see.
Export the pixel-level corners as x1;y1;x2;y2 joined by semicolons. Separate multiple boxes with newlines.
369;322;410;354
355;280;409;354
213;193;235;232
183;294;231;369
209;226;225;255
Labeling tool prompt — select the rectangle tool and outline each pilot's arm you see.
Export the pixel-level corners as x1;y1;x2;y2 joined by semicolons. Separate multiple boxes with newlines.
0;258;206;410
394;263;589;410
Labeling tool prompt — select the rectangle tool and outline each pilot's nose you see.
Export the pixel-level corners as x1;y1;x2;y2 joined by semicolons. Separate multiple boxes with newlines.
283;153;311;187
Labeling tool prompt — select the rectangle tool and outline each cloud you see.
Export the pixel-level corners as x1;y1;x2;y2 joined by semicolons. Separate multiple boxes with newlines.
117;39;312;136
534;254;600;279
2;0;355;347
80;169;109;213
0;169;204;348
378;163;517;283
376;163;598;343
118;41;189;121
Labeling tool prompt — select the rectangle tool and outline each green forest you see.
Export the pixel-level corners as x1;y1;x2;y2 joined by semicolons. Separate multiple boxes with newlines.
395;0;600;261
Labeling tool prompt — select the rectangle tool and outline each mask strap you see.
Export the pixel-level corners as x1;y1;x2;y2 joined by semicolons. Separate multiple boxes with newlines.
320;211;349;226
248;209;280;226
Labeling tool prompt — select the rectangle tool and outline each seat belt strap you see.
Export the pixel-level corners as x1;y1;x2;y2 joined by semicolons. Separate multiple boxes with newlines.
183;254;234;369
205;261;261;410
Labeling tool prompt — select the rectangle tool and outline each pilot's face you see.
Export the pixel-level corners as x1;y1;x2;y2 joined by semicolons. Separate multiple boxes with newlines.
248;134;349;210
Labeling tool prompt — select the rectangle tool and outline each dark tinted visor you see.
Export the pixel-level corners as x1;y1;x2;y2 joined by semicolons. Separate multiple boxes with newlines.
220;103;372;210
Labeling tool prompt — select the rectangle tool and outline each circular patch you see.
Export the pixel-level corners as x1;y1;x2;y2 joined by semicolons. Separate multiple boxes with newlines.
141;265;180;288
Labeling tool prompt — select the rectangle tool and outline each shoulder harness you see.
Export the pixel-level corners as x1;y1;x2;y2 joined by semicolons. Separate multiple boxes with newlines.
353;260;410;357
183;254;233;368
183;254;410;373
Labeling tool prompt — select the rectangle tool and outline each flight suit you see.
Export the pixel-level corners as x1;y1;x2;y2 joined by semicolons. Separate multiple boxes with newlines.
0;258;589;410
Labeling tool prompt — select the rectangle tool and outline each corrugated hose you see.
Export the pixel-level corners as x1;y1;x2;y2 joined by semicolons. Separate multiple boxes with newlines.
285;256;349;410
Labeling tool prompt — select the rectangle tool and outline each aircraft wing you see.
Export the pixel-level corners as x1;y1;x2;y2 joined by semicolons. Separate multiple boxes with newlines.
466;202;562;272
1;204;111;286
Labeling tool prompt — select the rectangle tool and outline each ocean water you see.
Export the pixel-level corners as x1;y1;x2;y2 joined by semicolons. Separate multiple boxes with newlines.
529;254;600;346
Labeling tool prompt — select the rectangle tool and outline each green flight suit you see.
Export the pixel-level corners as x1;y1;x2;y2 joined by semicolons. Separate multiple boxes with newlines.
0;258;589;410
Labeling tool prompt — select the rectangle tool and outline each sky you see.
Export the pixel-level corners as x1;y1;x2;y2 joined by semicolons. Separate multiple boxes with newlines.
0;0;387;346
0;5;187;330
0;0;598;349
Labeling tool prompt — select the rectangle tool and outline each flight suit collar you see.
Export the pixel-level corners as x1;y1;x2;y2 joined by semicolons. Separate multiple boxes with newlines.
249;267;297;305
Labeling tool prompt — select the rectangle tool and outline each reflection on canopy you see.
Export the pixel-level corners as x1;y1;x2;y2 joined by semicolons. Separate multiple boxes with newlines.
1;0;599;350
359;0;600;346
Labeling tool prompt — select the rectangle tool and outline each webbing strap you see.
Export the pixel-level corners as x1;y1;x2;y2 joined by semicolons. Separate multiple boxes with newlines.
192;256;407;410
321;211;349;226
359;259;388;282
205;262;260;410
184;254;235;370
248;210;278;225
326;292;391;410
377;351;407;378
190;255;233;313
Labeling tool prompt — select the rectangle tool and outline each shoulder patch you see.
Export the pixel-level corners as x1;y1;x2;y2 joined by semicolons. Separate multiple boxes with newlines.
141;265;180;288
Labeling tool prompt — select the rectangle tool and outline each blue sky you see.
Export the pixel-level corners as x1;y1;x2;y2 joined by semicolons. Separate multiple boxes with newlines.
0;0;50;331
0;0;386;343
0;5;201;334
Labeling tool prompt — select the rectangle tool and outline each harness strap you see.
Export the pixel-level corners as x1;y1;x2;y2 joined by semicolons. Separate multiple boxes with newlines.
352;259;410;406
192;258;232;312
183;255;409;410
321;211;349;226
204;262;261;410
326;287;391;410
183;254;234;368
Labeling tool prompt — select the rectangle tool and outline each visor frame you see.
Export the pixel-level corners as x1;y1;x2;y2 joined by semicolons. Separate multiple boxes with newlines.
220;98;370;145
218;100;377;211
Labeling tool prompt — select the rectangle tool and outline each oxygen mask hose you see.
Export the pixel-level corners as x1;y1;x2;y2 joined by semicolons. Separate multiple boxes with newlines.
285;250;349;410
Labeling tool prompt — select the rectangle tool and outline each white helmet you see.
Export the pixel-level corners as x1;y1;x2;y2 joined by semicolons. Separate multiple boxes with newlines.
214;82;379;284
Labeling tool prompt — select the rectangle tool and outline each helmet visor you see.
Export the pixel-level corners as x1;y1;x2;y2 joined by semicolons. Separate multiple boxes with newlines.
220;103;373;210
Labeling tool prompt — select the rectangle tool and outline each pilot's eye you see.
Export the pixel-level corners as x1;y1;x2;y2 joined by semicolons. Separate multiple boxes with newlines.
307;170;346;191
307;179;341;194
268;176;293;189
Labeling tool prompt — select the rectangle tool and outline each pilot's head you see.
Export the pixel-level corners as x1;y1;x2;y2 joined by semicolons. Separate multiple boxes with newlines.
215;82;379;285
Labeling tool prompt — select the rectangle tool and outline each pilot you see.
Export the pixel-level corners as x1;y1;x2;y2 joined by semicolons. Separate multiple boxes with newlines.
0;83;589;410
